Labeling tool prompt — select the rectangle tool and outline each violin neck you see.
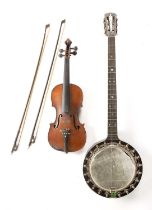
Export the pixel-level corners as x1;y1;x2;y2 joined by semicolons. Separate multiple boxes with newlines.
108;36;117;137
62;57;70;113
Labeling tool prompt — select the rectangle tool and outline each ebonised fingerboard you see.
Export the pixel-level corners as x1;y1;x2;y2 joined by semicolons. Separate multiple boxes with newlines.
108;36;117;137
62;57;70;113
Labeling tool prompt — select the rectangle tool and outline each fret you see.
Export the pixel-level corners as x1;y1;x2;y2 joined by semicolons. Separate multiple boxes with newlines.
108;73;116;76
108;89;116;91
108;96;117;98
108;100;117;103
108;100;117;102
108;92;117;95
108;118;117;120
108;132;117;134
108;104;117;108
108;112;117;114
108;133;117;135
108;112;117;115
108;91;116;93
108;68;116;69
108;130;117;132
108;70;116;73
108;78;116;81
108;115;117;119
108;36;117;136
108;73;116;75
108;92;116;95
108;87;116;89
108;115;117;117
108;131;117;134
108;99;117;101
108;69;116;73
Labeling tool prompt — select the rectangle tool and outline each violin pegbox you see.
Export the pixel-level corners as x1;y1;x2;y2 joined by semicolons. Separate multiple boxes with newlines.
104;13;118;37
59;38;78;58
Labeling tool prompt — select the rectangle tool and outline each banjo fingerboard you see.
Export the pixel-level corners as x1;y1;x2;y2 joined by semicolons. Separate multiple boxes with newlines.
108;36;117;137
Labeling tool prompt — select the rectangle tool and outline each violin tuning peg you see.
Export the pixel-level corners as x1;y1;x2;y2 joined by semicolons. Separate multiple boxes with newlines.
70;46;78;51
72;51;77;55
74;46;78;51
59;49;64;53
59;54;64;58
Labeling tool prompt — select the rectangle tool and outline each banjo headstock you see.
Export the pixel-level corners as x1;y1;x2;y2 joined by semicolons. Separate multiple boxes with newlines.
104;13;118;37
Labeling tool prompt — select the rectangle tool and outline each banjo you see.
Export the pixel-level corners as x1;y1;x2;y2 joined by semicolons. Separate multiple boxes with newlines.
83;13;143;198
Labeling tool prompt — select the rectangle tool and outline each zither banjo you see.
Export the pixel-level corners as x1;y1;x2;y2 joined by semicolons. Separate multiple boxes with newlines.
83;13;143;198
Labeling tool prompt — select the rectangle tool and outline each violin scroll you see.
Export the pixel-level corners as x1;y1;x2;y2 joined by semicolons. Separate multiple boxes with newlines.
59;38;78;58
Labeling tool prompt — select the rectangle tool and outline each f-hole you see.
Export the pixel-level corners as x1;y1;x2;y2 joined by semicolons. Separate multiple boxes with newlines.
54;114;63;128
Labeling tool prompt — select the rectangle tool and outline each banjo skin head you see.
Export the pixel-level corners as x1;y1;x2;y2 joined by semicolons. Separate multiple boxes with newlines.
83;137;143;198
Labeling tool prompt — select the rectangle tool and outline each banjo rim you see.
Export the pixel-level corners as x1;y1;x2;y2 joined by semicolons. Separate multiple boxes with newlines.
83;138;143;198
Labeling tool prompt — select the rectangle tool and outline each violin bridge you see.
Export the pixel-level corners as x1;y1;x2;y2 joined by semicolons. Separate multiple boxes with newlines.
61;128;71;153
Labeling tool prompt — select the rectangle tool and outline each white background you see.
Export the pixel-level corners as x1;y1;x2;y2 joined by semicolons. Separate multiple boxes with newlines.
0;0;151;209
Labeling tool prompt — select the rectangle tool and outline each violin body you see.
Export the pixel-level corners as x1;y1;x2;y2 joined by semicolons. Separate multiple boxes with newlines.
48;84;86;152
48;38;86;153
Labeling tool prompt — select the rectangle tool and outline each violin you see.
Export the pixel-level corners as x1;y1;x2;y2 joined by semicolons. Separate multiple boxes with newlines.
48;38;86;153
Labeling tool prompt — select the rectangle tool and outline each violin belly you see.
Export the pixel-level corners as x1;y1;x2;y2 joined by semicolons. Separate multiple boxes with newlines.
48;121;86;152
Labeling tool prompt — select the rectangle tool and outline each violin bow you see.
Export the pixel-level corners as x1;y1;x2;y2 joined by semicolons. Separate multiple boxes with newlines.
11;24;50;153
28;19;66;148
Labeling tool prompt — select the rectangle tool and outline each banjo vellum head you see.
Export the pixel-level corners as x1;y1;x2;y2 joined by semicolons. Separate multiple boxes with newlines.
90;144;136;191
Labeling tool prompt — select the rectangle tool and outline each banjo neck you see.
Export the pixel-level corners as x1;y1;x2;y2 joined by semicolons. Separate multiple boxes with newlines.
108;36;117;137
